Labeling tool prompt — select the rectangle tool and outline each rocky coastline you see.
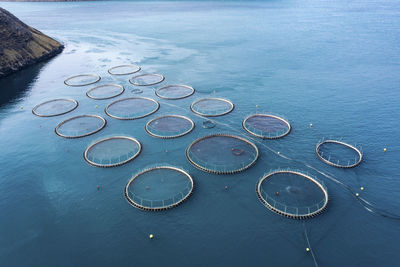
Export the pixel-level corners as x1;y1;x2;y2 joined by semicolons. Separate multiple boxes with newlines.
0;7;64;78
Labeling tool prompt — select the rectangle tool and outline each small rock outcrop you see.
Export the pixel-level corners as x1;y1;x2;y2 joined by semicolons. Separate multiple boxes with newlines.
0;7;64;78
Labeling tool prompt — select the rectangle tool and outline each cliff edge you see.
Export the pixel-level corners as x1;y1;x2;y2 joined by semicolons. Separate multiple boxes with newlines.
0;8;64;78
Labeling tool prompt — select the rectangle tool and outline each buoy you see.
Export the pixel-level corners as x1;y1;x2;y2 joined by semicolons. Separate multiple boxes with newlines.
149;234;154;239
97;185;100;191
306;248;310;252
256;105;259;108
309;123;313;128
275;191;279;196
384;148;387;152
355;193;359;197
225;185;228;190
360;187;364;191
146;186;149;190
213;90;216;94
95;105;98;108
165;149;168;153
277;151;280;154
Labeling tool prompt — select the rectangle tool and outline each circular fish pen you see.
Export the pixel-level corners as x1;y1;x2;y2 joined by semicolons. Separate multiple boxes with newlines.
124;166;194;211
190;98;234;117
129;73;165;86
315;139;363;168
84;136;142;168
256;169;328;219
86;84;124;100
32;98;78;117
186;134;259;174
145;115;194;139
108;64;141;75
155;85;195;100
105;97;160;120
55;115;106;138
243;114;291;139
64;74;101;87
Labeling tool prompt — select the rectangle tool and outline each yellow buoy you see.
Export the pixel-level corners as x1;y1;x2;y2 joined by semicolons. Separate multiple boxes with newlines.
309;123;313;127
95;105;98;108
360;187;364;191
149;234;154;239
384;148;387;152
355;193;359;197
306;248;310;252
277;151;280;154
20;106;23;110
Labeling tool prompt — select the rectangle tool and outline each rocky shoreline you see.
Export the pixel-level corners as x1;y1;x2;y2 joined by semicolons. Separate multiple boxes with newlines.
0;8;64;78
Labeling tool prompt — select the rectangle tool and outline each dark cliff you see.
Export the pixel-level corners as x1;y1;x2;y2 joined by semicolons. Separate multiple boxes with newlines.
0;7;64;78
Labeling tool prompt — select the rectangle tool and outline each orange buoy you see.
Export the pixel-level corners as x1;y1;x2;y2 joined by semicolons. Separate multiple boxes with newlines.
275;191;279;196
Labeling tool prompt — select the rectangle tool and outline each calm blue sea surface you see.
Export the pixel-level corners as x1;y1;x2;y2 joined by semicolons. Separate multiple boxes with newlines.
1;1;400;266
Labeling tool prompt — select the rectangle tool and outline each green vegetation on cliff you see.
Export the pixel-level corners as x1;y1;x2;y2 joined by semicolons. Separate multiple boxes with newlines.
0;7;63;78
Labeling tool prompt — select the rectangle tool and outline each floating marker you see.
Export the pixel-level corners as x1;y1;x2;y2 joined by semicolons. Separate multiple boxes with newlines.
360;187;364;191
20;106;23;110
149;234;154;239
306;248;310;252
277;151;280;154
356;193;359;197
384;148;387;152
309;123;313;127
225;185;228;190
96;105;98;108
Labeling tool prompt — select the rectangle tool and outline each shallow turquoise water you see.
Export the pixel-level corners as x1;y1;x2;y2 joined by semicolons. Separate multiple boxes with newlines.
1;1;400;266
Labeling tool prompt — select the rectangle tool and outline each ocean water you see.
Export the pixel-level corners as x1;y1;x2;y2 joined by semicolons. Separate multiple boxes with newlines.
1;1;400;266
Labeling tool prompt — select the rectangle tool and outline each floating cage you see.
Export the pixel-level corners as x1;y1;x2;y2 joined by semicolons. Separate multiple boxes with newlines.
64;74;101;87
315;139;363;168
190;98;234;117
108;64;141;75
55;115;106;138
242;114;291;139
124;165;194;211
256;169;328;219
186;134;259;174
145;115;194;139
32;98;78;117
129;73;165;86
105;97;160;120
202;120;216;129
155;85;195;100
84;136;142;168
131;88;143;94
86;84;124;100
